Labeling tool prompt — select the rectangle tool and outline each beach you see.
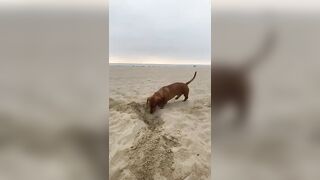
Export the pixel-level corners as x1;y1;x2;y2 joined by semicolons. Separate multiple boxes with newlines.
109;65;211;180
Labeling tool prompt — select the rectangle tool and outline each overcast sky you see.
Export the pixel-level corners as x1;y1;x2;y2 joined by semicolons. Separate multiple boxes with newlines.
109;0;211;64
2;0;319;65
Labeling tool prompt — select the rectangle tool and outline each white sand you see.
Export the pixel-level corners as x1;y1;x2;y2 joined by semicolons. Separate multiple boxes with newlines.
109;65;211;180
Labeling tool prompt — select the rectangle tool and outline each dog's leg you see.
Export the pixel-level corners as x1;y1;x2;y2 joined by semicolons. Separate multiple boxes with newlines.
159;103;166;109
159;100;167;109
175;94;182;100
183;94;188;101
183;90;189;101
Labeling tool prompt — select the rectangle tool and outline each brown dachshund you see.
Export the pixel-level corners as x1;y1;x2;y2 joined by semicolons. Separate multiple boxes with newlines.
147;71;197;113
212;30;276;125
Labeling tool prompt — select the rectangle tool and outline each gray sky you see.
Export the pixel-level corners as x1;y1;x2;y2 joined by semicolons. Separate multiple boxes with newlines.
2;0;318;65
109;0;211;64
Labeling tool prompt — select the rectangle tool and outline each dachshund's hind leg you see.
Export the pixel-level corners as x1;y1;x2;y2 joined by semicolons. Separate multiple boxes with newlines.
183;93;189;101
183;88;189;101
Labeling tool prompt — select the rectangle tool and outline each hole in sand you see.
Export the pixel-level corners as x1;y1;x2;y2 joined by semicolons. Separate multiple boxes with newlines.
127;101;164;130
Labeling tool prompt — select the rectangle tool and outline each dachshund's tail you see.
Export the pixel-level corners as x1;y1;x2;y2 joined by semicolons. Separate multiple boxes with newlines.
186;71;197;85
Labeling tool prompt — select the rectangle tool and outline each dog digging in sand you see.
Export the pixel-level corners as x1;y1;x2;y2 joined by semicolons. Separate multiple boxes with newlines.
147;71;197;114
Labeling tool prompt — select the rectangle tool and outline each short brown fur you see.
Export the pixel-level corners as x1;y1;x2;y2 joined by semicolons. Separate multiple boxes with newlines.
147;72;197;113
